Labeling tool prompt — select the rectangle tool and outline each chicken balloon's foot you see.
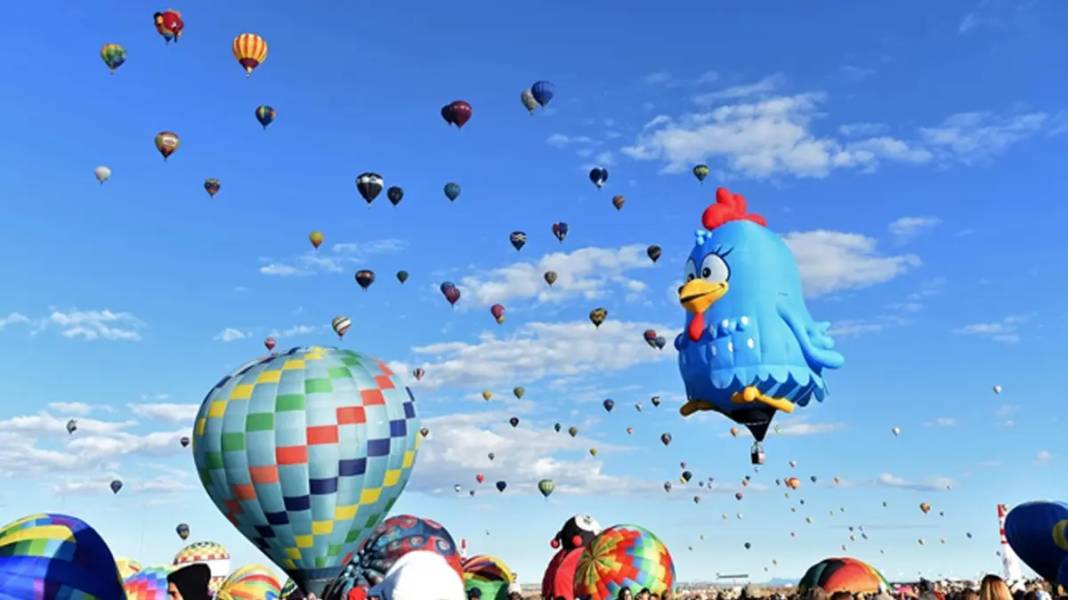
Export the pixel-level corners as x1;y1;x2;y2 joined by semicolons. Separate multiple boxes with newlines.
731;386;795;414
680;399;719;417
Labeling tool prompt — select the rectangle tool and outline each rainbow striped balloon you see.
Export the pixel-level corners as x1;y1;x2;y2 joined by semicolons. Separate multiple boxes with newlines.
0;513;125;600
115;556;143;580
573;524;675;600
123;566;174;600
462;554;514;600
798;557;889;595
215;564;283;600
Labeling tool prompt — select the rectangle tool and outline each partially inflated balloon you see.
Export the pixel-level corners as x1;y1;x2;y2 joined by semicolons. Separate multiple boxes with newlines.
172;541;230;591
193;347;421;595
574;525;675;599
798;557;889;595
115;557;142;579
462;555;513;599
0;513;125;600
215;564;283;600
232;33;268;77
124;566;173;600
255;105;276;129
100;43;127;73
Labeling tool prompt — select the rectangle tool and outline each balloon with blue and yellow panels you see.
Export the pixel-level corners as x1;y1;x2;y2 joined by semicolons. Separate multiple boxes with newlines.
675;188;844;464
193;346;421;597
1005;501;1068;587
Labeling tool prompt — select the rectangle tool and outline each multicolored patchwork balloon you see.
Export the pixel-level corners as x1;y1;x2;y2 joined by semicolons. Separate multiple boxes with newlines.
573;524;675;600
462;554;514;600
214;564;283;600
321;514;461;599
123;566;174;600
172;541;231;592
115;556;143;580
193;346;421;597
0;513;125;600
798;557;889;595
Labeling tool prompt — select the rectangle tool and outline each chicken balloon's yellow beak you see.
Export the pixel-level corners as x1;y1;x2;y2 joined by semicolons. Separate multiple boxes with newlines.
679;280;728;314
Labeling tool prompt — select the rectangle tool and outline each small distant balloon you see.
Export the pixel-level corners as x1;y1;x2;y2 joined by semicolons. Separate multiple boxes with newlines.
508;417;519;428
203;178;221;198
396;270;409;283
509;231;527;251
100;43;127;73
94;166;111;184
992;385;1002;394
66;419;77;434
355;269;375;290
650;396;661;407
538;479;555;498
647;245;662;263
660;433;672;446
552;222;568;242
603;399;614;412
568;426;578;437
180;436;190;447
254;105;276;129
412;368;425;381
520;89;539;114
588;167;608;189
444;182;461;201
309;231;324;249
692;164;710;182
176;523;189;540
589;307;607;328
441;100;473;128
643;330;658;348
264;337;276;352
512;387;524;399
440;282;460;306
891;426;901;437
154;10;184;43
154;131;180;160
420;427;429;437
531;80;555;107
482;390;492;401
110;480;123;494
387;186;404;206
612;195;625;210
232;33;268;77
495;481;507;493
331;315;351;339
356;172;384;204
544;271;558;286
554;423;562;433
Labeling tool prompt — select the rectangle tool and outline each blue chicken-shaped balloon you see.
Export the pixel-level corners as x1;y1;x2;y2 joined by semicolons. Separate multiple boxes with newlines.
675;188;844;461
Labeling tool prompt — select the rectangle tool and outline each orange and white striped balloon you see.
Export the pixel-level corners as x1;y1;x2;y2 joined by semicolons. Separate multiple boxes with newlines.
232;33;268;77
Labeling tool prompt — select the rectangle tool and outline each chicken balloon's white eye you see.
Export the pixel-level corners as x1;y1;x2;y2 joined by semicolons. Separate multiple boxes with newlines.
684;259;696;282
701;254;730;282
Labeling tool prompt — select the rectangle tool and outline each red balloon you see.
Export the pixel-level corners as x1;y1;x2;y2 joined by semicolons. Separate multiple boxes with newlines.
153;10;184;43
443;100;472;128
476;474;484;484
264;337;276;351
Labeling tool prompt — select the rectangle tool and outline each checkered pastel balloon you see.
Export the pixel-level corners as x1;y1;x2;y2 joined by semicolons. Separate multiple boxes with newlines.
573;524;675;600
193;346;421;597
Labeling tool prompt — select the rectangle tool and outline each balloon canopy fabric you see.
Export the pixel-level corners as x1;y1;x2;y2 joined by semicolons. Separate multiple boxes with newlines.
123;566;173;600
214;564;284;600
172;541;231;592
542;547;582;600
369;550;465;600
797;557;889;595
321;514;461;599
0;513;125;600
115;556;143;580
573;524;675;600
1005;501;1068;586
193;346;421;596
461;554;514;600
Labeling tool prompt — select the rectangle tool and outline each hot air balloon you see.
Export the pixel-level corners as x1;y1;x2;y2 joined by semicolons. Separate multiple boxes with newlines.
513;387;524;399
643;330;658;348
568;426;578;437
891;427;901;437
232;33;268;77
655;336;666;349
204;178;221;197
786;477;801;490
509;231;527;251
192;347;420;596
531;81;555;107
356;172;384;204
589;167;608;189
589;308;607;328
509;417;519;428
355;269;375;290
0;514;126;600
730;427;739;437
115;557;142;580
482;390;492;401
180;436;190;447
443;182;461;201
387;186;404;206
441;283;461;306
264;337;276;352
660;433;672;446
603;399;614;412
412;368;425;380
573;525;675;599
255;105;276;129
94;166;111;184
612;195;625;210
736;492;744;501
66;419;77;434
476;474;485;484
650;396;661;407
441;100;472;128
682;471;692;483
215;564;283;600
490;304;505;324
520;89;539;114
554;423;562;433
152;10;185;44
331;315;351;338
647;245;662;263
538;479;555;499
176;523;190;540
420;427;429;438
692;164;710;183
546;221;569;243
589;448;598;457
993;385;1003;394
495;481;507;493
173;541;231;592
110;480;122;494
154;131;180;160
309;231;324;249
396;270;409;283
798;557;890;595
664;482;672;493
920;503;931;514
462;554;514;600
544;271;557;286
100;43;127;73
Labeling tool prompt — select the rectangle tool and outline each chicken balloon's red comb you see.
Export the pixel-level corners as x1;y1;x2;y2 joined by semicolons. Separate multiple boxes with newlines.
702;187;767;230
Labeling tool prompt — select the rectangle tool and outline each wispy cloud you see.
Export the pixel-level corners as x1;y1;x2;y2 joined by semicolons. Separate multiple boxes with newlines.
0;312;30;330
395;319;675;391
128;402;199;424
889;216;941;243
693;73;787;104
925;417;957;428
839;122;888;137
268;324;321;338
47;309;144;341
784;230;920;297
953;314;1030;344
213;327;248;342
876;472;954;492
642;71;673;86
47;402;93;416
1035;450;1052;464
919;112;1049;164
260;239;408;277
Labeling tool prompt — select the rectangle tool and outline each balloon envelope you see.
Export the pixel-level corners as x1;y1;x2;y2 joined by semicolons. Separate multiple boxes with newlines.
573;524;675;599
462;554;513;599
215;564;283;600
255;105;276;129
1005;501;1068;585
192;347;421;595
0;513;126;600
797;557;889;595
531;81;555;106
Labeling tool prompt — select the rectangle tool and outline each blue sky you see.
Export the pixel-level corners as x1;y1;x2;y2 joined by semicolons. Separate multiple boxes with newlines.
1;0;1067;586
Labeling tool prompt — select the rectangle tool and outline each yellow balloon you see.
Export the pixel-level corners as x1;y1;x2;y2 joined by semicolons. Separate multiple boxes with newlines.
482;390;492;401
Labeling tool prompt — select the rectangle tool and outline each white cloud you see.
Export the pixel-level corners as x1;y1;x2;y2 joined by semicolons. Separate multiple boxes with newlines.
693;73;787;104
889;216;942;242
876;473;954;492
128;402;199;424
213;328;248;342
920;112;1047;164
953;315;1030;344
47;309;143;341
268;324;320;338
458;245;655;307
642;71;672;85
1035;450;1052;464
0;412;133;436
412;411;653;496
546;133;597;148
260;239;407;277
0;312;30;330
839;122;888;137
47;402;92;416
926;417;957;428
784;230;920;297
773;421;845;437
402;319;676;390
